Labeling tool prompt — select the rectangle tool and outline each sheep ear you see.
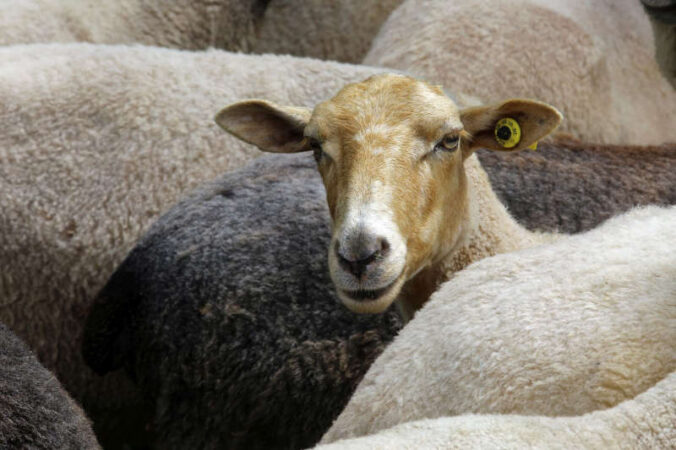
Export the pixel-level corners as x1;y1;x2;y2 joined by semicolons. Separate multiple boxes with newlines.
215;100;312;153
459;99;562;156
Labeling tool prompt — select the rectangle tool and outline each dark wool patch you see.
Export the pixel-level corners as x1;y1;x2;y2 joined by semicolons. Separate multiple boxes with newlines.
479;138;676;233
0;322;100;449
83;153;403;450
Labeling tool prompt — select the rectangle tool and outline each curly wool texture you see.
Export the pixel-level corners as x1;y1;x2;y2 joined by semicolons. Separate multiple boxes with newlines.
0;0;272;51
0;44;385;448
0;322;100;450
0;0;402;62
322;206;676;443
364;0;676;145
82;154;403;450
317;371;676;449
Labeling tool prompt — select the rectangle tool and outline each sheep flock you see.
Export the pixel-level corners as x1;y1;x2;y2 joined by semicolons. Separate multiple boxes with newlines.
0;1;674;449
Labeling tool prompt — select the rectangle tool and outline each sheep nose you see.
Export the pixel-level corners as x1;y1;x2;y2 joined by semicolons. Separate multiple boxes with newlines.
335;234;390;279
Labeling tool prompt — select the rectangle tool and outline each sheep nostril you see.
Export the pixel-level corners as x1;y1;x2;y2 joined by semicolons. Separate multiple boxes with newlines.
334;232;391;279
335;246;381;279
379;238;390;256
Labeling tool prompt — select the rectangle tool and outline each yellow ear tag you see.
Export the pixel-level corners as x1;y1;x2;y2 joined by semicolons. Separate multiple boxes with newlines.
494;117;521;149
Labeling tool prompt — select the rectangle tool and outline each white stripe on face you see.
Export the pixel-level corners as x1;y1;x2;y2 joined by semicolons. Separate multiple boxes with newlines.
353;123;399;145
330;177;407;291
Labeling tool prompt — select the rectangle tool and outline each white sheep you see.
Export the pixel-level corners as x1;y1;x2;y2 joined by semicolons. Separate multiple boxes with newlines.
0;42;385;448
320;205;676;443
0;0;402;62
363;0;676;145
317;370;676;449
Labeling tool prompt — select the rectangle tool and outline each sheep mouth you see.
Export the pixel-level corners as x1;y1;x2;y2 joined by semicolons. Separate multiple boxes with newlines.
341;275;400;302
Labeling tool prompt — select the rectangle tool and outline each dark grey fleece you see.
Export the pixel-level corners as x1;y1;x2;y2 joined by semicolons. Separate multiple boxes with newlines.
83;153;402;450
83;140;675;449
0;322;100;450
478;139;676;233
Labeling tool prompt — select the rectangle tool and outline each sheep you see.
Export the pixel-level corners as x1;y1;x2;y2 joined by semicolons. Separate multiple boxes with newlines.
0;321;101;450
363;0;676;145
217;73;567;320
0;43;387;448
317;371;676;450
642;0;676;88
81;135;675;448
217;73;676;321
320;205;676;443
82;153;404;450
0;0;402;62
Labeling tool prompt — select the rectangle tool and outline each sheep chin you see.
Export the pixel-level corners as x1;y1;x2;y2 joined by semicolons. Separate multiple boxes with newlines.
338;276;405;314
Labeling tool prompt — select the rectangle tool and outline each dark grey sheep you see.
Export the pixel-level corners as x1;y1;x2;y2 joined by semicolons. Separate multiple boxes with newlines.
0;321;100;449
82;153;403;450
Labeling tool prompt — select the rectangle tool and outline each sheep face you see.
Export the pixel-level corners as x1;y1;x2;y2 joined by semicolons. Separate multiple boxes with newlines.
216;74;561;314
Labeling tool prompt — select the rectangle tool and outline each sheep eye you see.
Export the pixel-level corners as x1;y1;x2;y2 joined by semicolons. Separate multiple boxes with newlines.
434;135;460;152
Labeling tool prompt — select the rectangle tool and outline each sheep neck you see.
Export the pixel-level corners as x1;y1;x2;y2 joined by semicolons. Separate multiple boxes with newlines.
396;155;555;321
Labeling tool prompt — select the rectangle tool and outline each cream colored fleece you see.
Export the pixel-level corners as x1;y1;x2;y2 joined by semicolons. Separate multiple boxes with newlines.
0;43;384;440
0;0;264;50
364;0;676;145
317;371;676;449
0;0;402;63
322;206;676;442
